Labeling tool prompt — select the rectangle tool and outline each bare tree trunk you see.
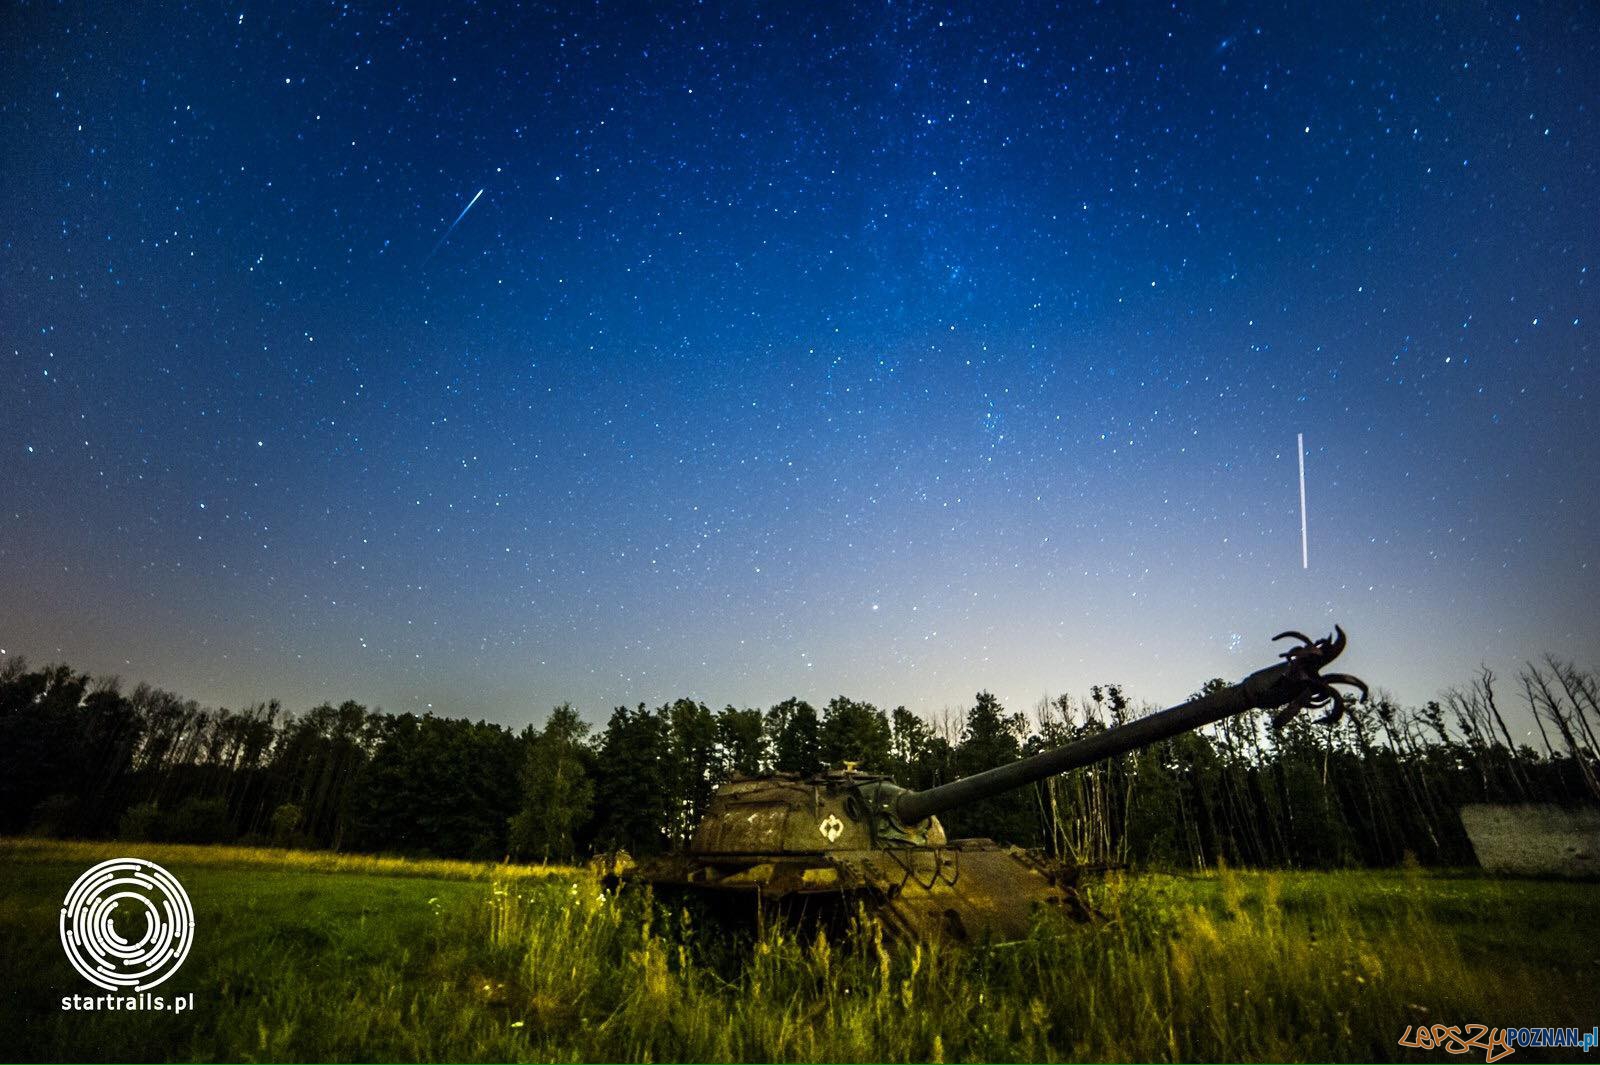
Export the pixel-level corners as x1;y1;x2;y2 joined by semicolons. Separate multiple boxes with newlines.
1477;666;1528;798
1523;674;1561;762
1524;662;1600;800
1547;656;1600;757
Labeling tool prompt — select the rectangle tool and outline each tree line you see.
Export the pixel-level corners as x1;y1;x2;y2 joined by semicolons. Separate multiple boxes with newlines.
1;653;1595;868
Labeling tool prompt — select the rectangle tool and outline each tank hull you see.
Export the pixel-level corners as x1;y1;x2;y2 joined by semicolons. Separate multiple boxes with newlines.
621;839;1088;942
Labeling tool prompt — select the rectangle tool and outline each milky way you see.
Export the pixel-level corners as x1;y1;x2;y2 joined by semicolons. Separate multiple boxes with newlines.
1;3;1594;728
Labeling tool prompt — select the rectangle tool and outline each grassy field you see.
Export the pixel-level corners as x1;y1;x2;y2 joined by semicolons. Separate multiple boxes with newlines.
1;838;1593;1063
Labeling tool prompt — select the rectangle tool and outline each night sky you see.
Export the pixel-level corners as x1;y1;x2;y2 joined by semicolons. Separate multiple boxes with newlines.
2;2;1595;730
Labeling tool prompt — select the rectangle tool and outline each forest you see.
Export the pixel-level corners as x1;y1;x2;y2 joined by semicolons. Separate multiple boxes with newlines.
1;653;1595;869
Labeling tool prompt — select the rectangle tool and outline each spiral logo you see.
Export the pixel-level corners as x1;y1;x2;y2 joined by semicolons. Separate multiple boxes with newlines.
59;858;194;991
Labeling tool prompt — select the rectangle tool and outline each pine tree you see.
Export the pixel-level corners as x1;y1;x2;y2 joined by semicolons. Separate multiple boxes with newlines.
508;704;594;863
819;696;892;771
947;691;1037;845
767;697;822;774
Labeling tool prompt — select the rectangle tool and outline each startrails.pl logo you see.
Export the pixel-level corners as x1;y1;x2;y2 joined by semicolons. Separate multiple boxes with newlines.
59;858;194;992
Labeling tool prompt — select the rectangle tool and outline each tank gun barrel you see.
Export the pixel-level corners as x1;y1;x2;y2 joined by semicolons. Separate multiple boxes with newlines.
891;627;1367;827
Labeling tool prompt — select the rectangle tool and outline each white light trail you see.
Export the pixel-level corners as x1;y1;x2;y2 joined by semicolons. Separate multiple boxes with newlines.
424;187;484;263
1298;432;1308;569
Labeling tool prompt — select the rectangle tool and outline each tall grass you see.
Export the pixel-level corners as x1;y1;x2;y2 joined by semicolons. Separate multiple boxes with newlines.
2;838;1591;1062
465;866;1587;1062
0;835;578;882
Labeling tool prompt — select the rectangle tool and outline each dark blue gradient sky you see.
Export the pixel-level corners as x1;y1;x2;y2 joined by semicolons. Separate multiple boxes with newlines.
2;2;1595;728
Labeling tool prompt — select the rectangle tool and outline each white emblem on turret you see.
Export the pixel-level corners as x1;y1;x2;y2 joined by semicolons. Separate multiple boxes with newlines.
819;814;844;842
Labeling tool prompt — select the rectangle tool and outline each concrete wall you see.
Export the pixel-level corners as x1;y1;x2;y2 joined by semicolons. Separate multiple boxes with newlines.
1459;803;1600;878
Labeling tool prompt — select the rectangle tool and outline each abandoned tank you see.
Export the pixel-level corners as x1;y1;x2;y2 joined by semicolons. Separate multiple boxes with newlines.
613;627;1367;941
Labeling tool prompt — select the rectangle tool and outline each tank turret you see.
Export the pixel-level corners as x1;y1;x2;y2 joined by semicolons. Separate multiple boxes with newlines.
617;628;1366;941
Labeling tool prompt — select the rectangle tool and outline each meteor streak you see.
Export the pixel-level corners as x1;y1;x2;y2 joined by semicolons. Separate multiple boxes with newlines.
1298;432;1309;569
424;187;484;263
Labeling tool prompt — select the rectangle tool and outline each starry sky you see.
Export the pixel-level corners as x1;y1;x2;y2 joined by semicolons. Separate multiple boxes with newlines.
2;2;1595;730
